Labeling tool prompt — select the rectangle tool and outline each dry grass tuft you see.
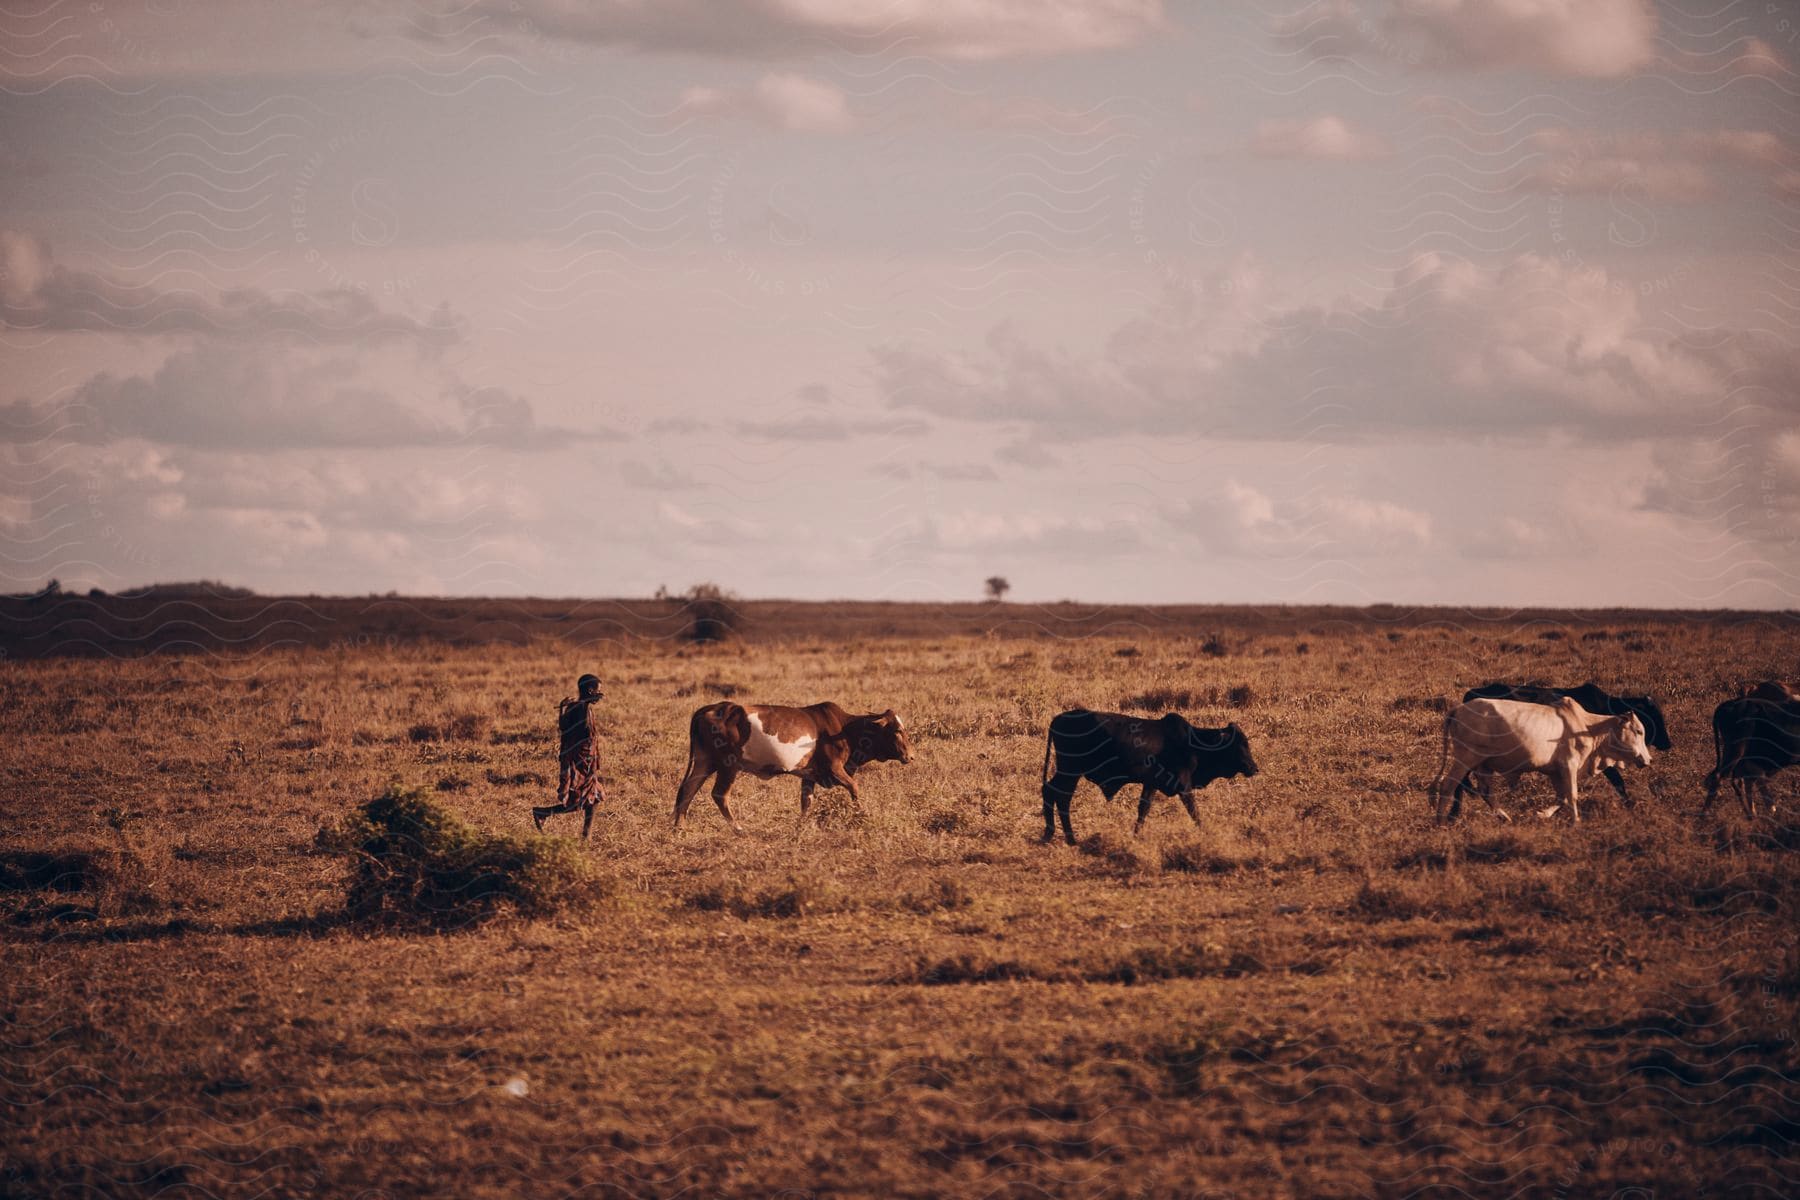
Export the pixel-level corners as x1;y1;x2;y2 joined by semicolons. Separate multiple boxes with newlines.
898;954;1044;985
1078;831;1150;876
406;712;492;743
688;874;857;919
922;809;965;835
0;842;188;921
1122;686;1198;711
899;875;976;914
1160;840;1261;874
1092;942;1269;984
1349;872;1480;921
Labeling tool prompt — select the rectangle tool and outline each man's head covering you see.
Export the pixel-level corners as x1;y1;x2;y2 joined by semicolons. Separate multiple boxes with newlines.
577;673;603;699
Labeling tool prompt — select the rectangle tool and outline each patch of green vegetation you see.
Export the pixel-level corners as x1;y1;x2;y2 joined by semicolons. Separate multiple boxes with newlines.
317;786;607;930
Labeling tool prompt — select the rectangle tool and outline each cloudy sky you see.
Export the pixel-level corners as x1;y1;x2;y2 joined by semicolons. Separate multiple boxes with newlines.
3;0;1798;606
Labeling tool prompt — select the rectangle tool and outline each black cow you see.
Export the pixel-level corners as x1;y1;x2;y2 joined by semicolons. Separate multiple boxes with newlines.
1742;680;1800;703
1039;708;1258;844
1704;696;1800;818
1454;682;1670;814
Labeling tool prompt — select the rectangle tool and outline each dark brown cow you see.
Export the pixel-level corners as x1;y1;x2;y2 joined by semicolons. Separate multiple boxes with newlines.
1040;708;1259;844
673;701;913;831
1704;695;1800;818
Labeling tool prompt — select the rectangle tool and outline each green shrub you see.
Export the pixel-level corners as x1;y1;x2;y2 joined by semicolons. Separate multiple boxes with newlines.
318;787;606;930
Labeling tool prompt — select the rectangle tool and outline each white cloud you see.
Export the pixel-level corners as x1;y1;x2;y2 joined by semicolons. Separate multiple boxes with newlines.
1516;127;1796;203
878;253;1797;442
679;73;855;133
1459;515;1562;560
1639;434;1800;544
1521;156;1715;203
657;500;757;545
467;0;1165;60
1274;0;1657;78
0;230;458;344
752;73;855;133
1180;481;1432;556
0;344;621;452
1726;37;1788;78
1247;114;1393;161
911;509;1149;557
1664;36;1789;79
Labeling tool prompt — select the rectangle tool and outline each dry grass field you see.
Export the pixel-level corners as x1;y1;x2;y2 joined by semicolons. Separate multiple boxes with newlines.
4;605;1800;1198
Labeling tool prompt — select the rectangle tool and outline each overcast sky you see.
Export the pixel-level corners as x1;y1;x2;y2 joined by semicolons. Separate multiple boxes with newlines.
3;0;1798;606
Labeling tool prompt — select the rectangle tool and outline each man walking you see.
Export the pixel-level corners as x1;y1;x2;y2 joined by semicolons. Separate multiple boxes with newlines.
534;673;606;839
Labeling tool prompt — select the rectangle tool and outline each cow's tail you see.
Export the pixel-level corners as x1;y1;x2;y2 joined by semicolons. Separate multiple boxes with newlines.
1041;722;1056;785
1434;707;1458;814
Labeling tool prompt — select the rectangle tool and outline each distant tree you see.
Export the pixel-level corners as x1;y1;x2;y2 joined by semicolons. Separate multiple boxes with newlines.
682;582;742;643
984;576;1011;603
28;578;62;603
653;584;671;601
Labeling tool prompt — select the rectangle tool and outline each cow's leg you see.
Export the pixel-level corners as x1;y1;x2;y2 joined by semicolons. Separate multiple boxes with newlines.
1133;783;1159;835
830;765;862;807
1554;766;1580;824
1602;764;1632;808
710;769;745;834
797;778;815;826
1741;775;1762;820
1454;771;1498;821
1435;762;1472;824
1177;789;1202;829
1701;767;1721;813
1042;772;1076;843
1449;771;1481;821
672;756;713;829
1477;772;1516;823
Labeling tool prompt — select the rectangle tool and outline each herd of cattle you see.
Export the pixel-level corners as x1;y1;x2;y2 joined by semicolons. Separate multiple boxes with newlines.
636;680;1800;842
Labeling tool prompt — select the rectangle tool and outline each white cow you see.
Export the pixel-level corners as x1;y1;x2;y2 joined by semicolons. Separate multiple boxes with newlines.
1432;697;1652;825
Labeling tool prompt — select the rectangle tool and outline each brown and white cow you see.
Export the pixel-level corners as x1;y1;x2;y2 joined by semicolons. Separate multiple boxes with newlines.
1432;696;1652;825
673;701;913;831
